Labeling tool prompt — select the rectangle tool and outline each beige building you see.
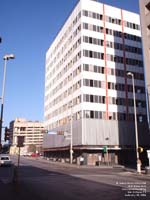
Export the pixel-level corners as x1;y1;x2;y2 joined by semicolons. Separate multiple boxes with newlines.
139;0;150;122
9;118;46;154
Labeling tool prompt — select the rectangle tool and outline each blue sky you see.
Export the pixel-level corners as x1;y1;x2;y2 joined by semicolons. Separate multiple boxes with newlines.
0;0;139;139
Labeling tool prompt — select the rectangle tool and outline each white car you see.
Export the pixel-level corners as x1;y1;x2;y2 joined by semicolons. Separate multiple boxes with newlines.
0;155;12;166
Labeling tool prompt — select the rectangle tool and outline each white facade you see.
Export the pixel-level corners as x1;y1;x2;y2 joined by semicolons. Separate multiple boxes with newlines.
44;0;147;148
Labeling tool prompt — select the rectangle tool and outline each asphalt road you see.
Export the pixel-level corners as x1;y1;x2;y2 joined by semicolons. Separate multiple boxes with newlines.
0;155;150;200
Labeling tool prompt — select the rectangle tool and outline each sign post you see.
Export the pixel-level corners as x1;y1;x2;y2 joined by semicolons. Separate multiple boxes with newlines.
17;136;25;167
13;136;25;183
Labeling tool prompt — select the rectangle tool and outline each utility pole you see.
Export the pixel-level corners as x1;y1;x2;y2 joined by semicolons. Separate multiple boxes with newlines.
70;103;73;164
127;72;141;173
0;54;15;150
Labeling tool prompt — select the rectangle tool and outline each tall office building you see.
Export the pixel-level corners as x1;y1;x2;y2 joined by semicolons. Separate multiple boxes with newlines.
139;0;150;124
44;0;149;164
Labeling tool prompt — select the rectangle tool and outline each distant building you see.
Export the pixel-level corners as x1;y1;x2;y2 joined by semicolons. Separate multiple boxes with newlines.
44;0;149;165
9;118;46;154
139;0;150;125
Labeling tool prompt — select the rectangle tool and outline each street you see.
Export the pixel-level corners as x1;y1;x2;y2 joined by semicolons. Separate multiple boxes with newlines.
0;155;150;200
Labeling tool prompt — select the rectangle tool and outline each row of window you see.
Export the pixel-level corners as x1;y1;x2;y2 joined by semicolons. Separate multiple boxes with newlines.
57;37;81;67
83;36;142;55
46;83;146;124
46;37;81;86
45;79;81;109
45;96;81;121
47;8;141;83
82;9;140;30
83;94;146;107
83;23;141;42
83;10;103;20
47;29;81;74
48;111;82;130
46;75;145;116
83;79;102;88
83;78;145;93
47;5;142;69
46;71;145;115
48;11;81;60
46;67;81;100
83;50;143;67
47;22;142;87
47;109;146;130
83;50;104;59
17;127;44;131
83;64;144;80
83;110;146;122
46;83;146;118
46;57;144;95
46;51;81;94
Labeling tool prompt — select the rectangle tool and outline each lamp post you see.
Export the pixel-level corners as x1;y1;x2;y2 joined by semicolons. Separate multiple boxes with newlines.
70;102;73;164
105;137;109;166
0;54;15;149
127;72;141;173
146;84;150;130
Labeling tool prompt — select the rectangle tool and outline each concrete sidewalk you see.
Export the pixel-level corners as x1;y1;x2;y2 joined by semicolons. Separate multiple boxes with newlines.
34;156;150;176
0;181;42;200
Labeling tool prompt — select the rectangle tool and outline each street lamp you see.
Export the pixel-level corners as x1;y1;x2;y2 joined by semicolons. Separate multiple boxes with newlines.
105;137;109;166
70;102;73;164
0;54;15;149
127;72;141;173
146;84;150;130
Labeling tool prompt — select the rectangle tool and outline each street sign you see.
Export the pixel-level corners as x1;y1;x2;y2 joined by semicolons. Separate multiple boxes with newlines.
103;146;107;153
17;136;25;147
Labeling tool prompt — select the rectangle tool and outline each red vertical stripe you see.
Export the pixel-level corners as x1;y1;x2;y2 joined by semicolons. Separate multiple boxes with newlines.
121;9;128;120
103;4;109;120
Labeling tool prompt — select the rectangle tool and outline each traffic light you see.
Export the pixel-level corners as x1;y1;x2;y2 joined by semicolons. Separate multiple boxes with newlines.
138;147;143;153
4;127;10;141
103;146;107;153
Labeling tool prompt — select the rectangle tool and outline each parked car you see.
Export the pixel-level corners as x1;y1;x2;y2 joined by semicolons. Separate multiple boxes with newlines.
31;153;39;157
0;154;12;166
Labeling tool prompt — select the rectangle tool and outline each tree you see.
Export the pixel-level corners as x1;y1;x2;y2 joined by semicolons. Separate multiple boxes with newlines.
28;144;36;153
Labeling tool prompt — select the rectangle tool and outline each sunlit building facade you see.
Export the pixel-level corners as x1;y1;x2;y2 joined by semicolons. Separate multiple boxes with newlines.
139;0;150;125
9;118;46;154
44;0;149;164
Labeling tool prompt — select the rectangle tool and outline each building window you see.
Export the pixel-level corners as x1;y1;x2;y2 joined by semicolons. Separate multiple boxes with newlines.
90;80;93;87
147;24;150;36
90;95;94;102
84;110;90;118
90;111;94;118
146;2;150;11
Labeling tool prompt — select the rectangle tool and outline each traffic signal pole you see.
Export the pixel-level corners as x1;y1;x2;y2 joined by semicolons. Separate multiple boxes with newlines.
0;103;4;149
0;38;2;150
0;58;7;150
0;54;15;150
